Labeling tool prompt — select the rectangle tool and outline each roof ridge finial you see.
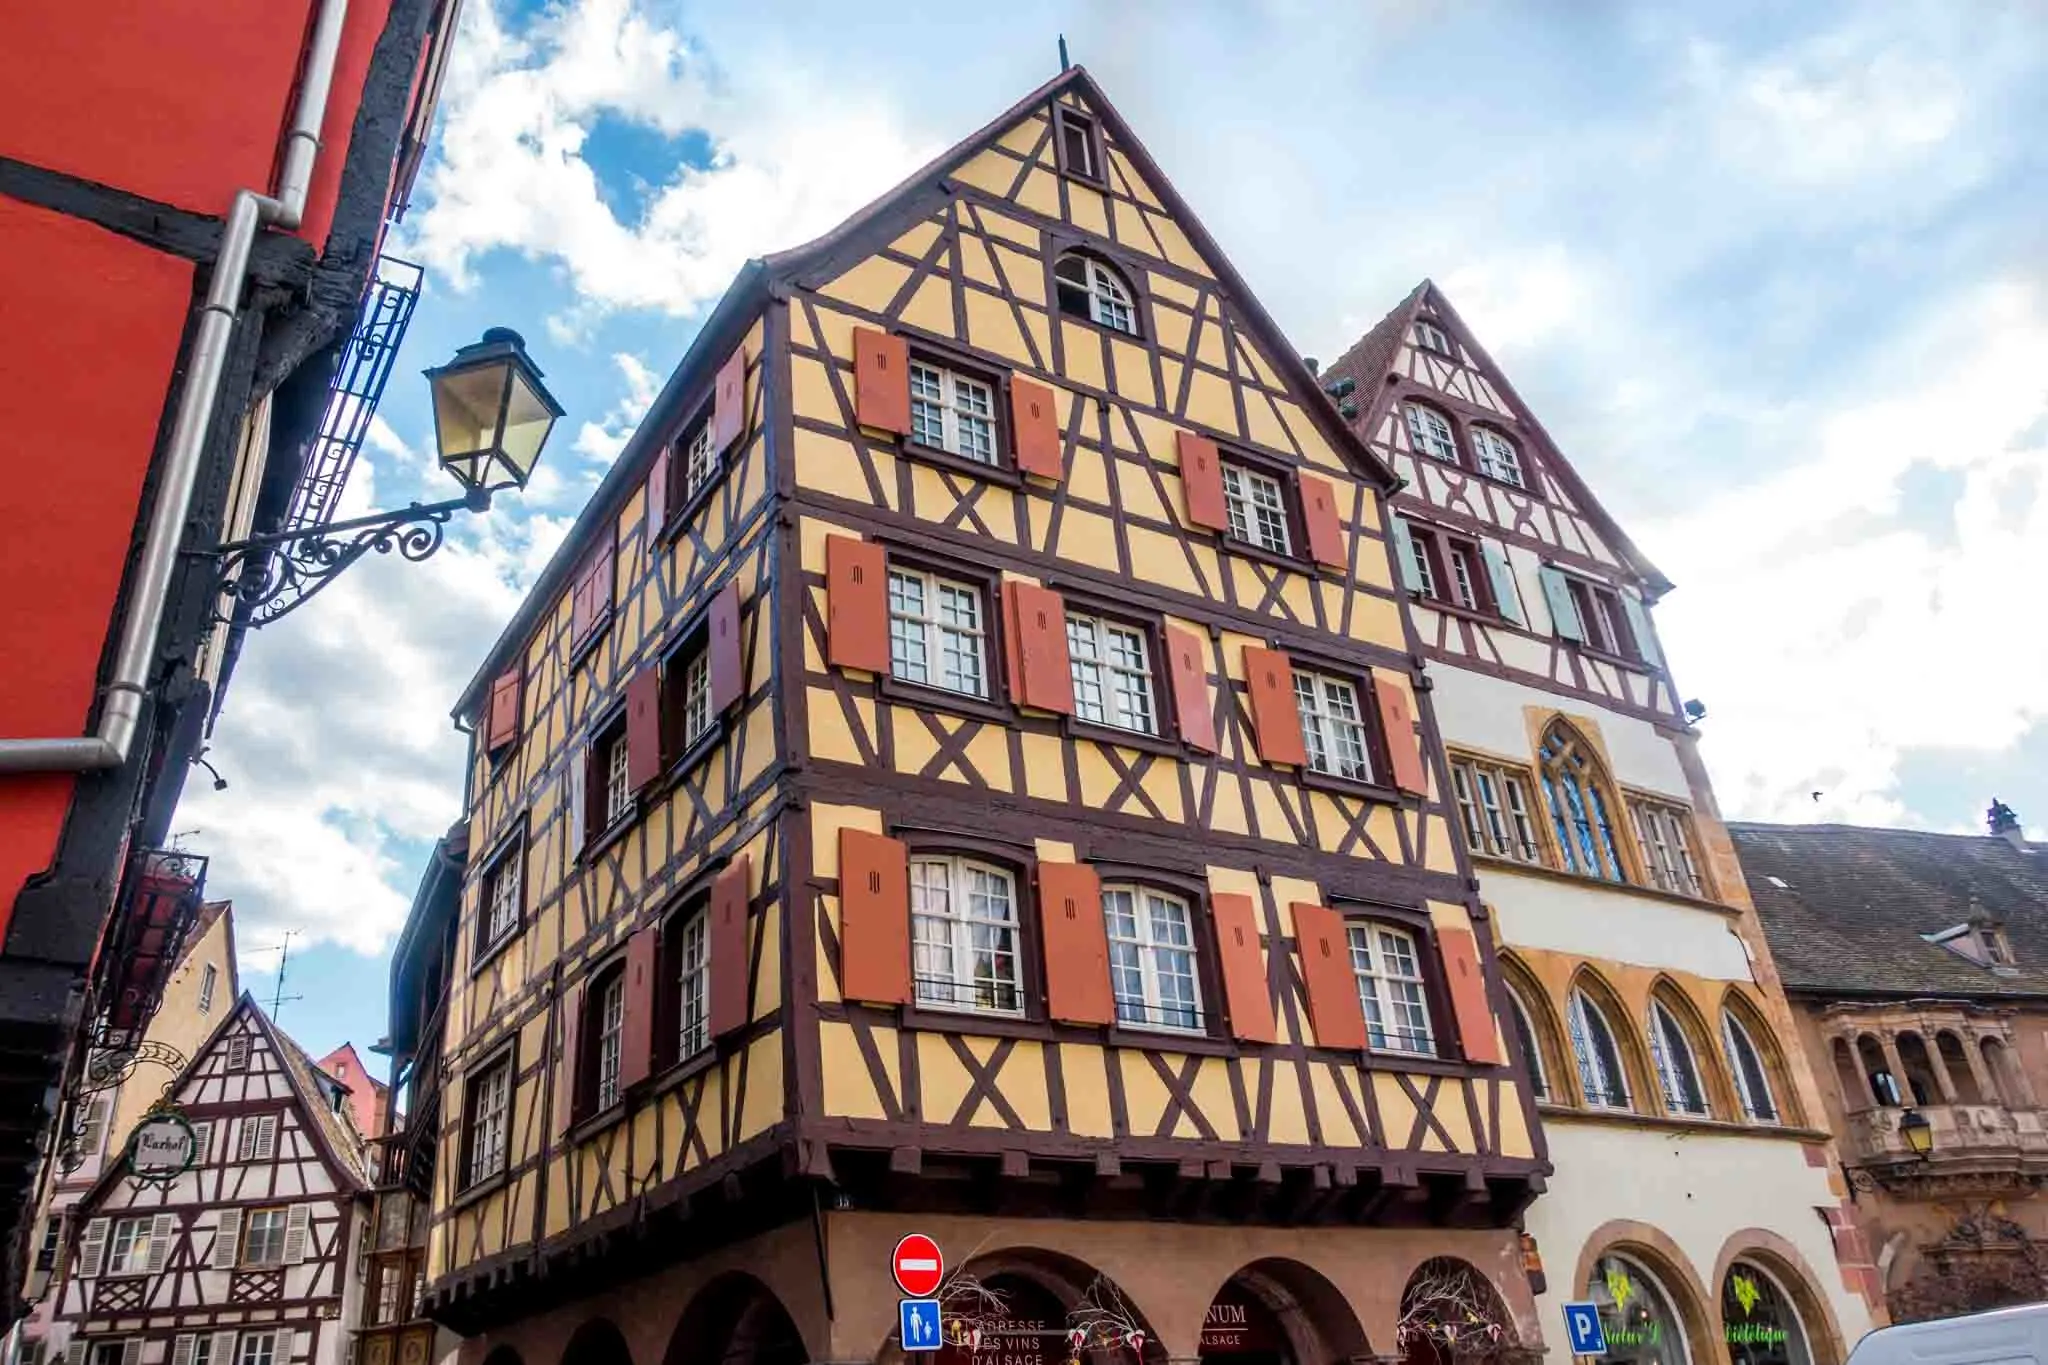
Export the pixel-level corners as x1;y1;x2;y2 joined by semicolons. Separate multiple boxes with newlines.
1058;34;1070;72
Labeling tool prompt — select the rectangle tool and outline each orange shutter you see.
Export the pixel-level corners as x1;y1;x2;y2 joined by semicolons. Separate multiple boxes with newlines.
1373;676;1428;796
1292;903;1366;1050
853;328;911;434
1242;646;1307;766
709;856;752;1038
1003;581;1074;713
645;442;670;536
555;983;583;1136
1164;626;1216;753
1010;375;1062;479
1438;926;1504;1065
1038;863;1112;1026
825;535;891;674
1299;473;1346;568
709;582;744;712
618;926;657;1090
710;347;747;453
1210;893;1275;1044
485;667;522;751
1177;430;1228;532
625;664;663;790
838;830;910;1005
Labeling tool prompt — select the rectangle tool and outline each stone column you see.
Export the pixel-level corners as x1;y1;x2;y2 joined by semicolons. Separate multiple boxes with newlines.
1959;1036;2000;1107
1918;1032;1961;1104
1879;1035;1912;1104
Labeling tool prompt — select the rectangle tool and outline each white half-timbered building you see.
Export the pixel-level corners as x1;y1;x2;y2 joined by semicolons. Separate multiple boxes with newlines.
47;998;372;1365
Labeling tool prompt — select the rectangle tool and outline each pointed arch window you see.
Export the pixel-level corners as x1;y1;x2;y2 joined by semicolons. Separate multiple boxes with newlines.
1404;404;1459;464
1568;988;1630;1109
1540;722;1628;882
1505;979;1550;1100
1648;998;1710;1116
1054;253;1138;335
1722;1009;1779;1123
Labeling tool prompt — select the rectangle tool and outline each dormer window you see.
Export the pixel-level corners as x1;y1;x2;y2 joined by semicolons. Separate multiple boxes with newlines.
1980;926;2013;965
1413;319;1455;357
1054;253;1137;335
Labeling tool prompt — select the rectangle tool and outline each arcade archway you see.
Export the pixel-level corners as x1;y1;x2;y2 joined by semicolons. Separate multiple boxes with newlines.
1198;1259;1370;1365
664;1272;807;1365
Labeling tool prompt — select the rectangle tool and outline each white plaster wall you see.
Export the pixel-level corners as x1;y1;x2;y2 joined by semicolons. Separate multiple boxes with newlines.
1486;868;1755;981
1526;1122;1874;1361
1428;665;1691;799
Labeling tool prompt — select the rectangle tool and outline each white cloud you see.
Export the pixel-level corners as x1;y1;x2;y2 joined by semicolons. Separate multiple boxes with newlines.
570;351;662;467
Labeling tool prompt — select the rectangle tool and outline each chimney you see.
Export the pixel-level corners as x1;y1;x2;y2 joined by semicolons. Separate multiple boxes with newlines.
1988;798;2026;852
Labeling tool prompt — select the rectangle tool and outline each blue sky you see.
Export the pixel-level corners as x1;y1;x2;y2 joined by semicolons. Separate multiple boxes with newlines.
179;0;2048;1066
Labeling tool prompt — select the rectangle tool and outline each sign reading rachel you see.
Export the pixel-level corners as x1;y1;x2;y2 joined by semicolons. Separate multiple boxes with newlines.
127;1111;198;1182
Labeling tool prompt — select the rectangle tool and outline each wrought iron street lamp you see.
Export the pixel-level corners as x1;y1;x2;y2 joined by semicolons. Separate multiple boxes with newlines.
211;328;562;627
1900;1107;1934;1158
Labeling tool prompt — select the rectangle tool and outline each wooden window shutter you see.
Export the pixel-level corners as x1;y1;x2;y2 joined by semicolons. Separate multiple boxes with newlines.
1390;515;1424;592
282;1205;311;1264
172;1338;196;1365
566;747;588;855
571;540;616;644
709;582;744;712
1009;374;1062;479
1241;646;1307;767
208;1210;239;1270
146;1213;176;1272
1176;430;1228;532
1438;926;1504;1065
1292;903;1366;1050
1210;894;1275;1044
1037;863;1112;1026
64;1343;87;1365
853;328;911;434
485;667;522;752
838;829;910;1005
555;984;583;1138
1002;581;1074;713
256;1115;277;1160
646;443;671;536
1481;541;1523;624
710;347;747;453
709;856;752;1039
1372;675;1429;797
825;535;891;674
78;1218;108;1277
625;664;663;790
120;1342;141;1365
1619;592;1664;669
1299;473;1346;568
209;1334;237;1365
1164;626;1216;753
1538;566;1584;642
619;925;658;1089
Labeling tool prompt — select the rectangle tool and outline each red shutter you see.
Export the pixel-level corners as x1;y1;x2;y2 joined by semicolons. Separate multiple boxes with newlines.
645;443;671;537
555;983;583;1136
1164;626;1216;753
1374;676;1429;796
625;664;663;790
1010;374;1062;479
618;926;657;1090
1299;473;1346;568
853;328;911;434
1038;863;1112;1026
825;536;891;674
838;830;910;1005
709;582;744;712
1211;894;1276;1044
1438;926;1504;1065
709;856;752;1039
1002;581;1074;713
711;347;747;453
485;667;522;751
1242;646;1307;766
1177;430;1227;532
1292;903;1366;1050
571;540;615;643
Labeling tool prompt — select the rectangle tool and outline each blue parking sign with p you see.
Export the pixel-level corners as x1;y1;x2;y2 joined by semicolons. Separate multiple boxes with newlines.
900;1298;942;1353
1563;1301;1608;1356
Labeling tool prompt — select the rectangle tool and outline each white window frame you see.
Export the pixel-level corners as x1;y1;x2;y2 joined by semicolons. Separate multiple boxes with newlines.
1722;1012;1779;1123
680;649;713;749
1649;1001;1710;1116
1405;404;1459;463
1066;614;1156;735
1221;463;1292;554
602;729;631;827
240;1207;288;1268
594;972;625;1111
909;856;1023;1017
1102;885;1203;1033
105;1217;152;1276
1470;427;1525;487
482;847;521;950
236;1333;278;1365
1450;757;1542;864
887;568;988;698
1058;109;1100;179
465;1057;510;1187
908;360;997;464
1347;923;1435;1055
1293;669;1375;784
1413;319;1454;356
1445;540;1482;609
1055;254;1136;334
1568;989;1631;1110
225;1035;251;1071
680;420;717;503
77;1098;109;1157
1404;524;1439;598
198;962;218;1014
1631;801;1703;898
676;906;711;1059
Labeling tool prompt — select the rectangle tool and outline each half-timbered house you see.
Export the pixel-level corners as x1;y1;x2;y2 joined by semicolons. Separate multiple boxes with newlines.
403;67;1550;1365
45;999;372;1365
1320;284;1877;1362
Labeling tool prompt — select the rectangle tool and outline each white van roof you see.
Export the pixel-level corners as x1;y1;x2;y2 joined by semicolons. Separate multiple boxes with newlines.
1849;1303;2048;1365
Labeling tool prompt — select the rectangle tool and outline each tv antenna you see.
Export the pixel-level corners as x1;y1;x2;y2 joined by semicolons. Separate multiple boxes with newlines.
259;930;304;1020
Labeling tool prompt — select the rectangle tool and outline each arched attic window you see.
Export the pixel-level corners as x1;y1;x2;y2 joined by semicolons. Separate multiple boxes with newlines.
1721;1000;1783;1124
1404;403;1459;464
1539;720;1629;883
1053;252;1138;334
1646;988;1712;1117
1567;983;1632;1111
1469;426;1527;488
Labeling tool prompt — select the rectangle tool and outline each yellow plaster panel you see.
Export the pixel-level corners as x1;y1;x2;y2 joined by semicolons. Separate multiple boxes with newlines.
1109;150;1164;210
809;688;873;766
918;1032;972;1125
988;242;1046;308
1429;1077;1476;1152
1422;815;1459;874
795;428;879;507
792;354;843;426
822;1021;889;1120
751;903;782;1020
1060;320;1106;391
1277;399;1343;472
1249;778;1299;845
1492;1081;1535;1158
1125;525;1199;596
891;218;943;259
1064;1044;1114;1138
808;302;863;364
1035;842;1078;867
1189;1058;1240;1141
1140;760;1184;823
738;702;777;791
959;231;999;288
1207;773;1250;837
1016;167;1061;219
1244;389;1294;457
1153;303;1192;360
1073;744;1119;810
1371;1072;1421;1149
1115;455;1167;523
1268;878;1323;936
810;803;884;877
1067;183;1110;239
1148;210;1212;276
1109;338;1156;411
997;1040;1051;1131
978;209;1041;252
1311;1066;1365;1147
1021;308;1054;375
738;1033;783;1141
1185;367;1239;437
1065;444;1109;505
1346;591;1404;649
901;273;956;339
1057;504;1120;571
1149;272;1198;309
1118;1050;1170;1138
1194;318;1227;372
964;723;1015;793
819;256;912;315
1020;731;1069;802
997;116;1049;157
954;148;1023;198
964;290;1033;368
1111;196;1157;257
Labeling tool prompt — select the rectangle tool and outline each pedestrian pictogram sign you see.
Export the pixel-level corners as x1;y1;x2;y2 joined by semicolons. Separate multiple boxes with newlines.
1563;1301;1608;1356
892;1232;944;1297
900;1298;941;1352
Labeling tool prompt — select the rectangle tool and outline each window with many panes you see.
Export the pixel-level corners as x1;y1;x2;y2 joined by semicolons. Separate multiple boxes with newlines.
1648;1001;1709;1116
1057;108;1100;180
241;1207;288;1267
910;856;1021;1015
679;419;718;504
1054;253;1137;334
237;1332;279;1365
678;649;713;751
1450;756;1542;863
1413;319;1454;356
1470;427;1525;487
1347;923;1434;1054
1102;885;1202;1032
1066;614;1155;735
1405;404;1459;463
675;905;711;1060
1630;800;1704;897
599;725;632;828
1722;1011;1779;1122
35;1215;62;1272
1566;578;1638;660
593;969;625;1110
105;1217;152;1275
1540;721;1628;882
887;568;987;697
464;1055;510;1187
199;962;218;1014
1568;989;1630;1109
908;361;997;464
1506;983;1549;1100
1404;522;1492;614
481;842;522;952
1293;669;1375;784
1221;463;1291;554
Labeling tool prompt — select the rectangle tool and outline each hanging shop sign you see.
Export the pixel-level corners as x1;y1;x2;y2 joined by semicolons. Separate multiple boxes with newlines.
127;1109;198;1184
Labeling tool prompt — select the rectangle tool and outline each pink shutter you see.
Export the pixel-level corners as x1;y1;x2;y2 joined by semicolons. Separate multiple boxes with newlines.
618;927;657;1090
1177;430;1228;532
709;582;744;712
1211;893;1275;1044
710;348;747;453
625;664;663;790
1002;581;1074;714
709;856;752;1038
838;830;910;1004
1438;926;1504;1065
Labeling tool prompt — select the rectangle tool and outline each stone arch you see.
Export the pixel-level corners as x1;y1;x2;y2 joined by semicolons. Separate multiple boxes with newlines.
1498;952;1569;1105
1568;965;1655;1112
868;1248;1165;1365
1830;1037;1866;1113
562;1319;634;1365
1711;1228;1849;1365
1895;1032;1939;1105
1935;1031;1983;1103
663;1272;807;1365
1196;1256;1372;1364
1397;1255;1528;1365
1855;1034;1899;1107
1572;1220;1716;1365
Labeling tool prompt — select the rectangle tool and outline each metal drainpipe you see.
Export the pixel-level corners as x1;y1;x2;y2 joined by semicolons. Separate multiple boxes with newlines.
0;0;352;773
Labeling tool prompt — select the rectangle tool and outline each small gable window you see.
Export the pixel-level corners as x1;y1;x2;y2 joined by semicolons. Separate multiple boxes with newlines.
1054;106;1103;183
1404;404;1459;464
909;359;998;464
1980;925;2014;965
1414;319;1454;357
1054;253;1137;335
1470;427;1525;488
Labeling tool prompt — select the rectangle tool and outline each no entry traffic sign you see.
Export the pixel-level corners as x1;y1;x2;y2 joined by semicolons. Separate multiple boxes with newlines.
892;1232;944;1297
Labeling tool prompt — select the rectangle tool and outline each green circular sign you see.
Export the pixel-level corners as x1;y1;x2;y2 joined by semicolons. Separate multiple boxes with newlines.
127;1111;198;1183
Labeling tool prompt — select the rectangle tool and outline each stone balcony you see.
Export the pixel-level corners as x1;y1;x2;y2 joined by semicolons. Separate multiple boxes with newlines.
1845;1104;2048;1195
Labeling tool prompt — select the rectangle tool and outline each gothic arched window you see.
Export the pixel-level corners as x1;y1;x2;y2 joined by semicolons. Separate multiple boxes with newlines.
1539;721;1628;882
